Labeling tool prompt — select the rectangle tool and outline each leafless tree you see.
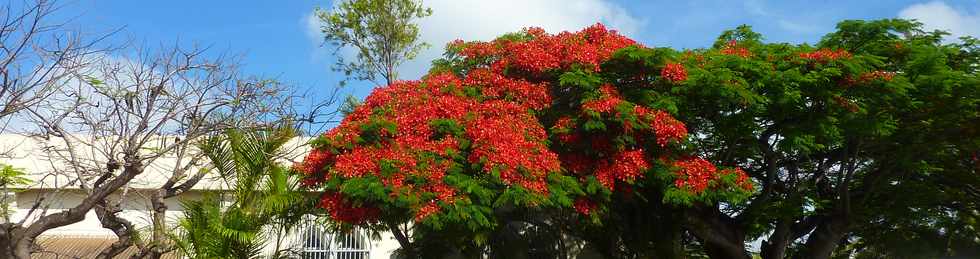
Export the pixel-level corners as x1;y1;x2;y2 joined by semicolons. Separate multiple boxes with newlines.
0;1;342;258
0;0;106;128
0;0;110;257
7;45;231;258
21;44;340;259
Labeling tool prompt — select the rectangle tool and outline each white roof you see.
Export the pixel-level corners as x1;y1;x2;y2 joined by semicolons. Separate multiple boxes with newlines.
0;134;311;191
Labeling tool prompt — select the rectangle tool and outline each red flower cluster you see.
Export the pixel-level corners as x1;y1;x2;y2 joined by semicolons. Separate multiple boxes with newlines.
726;167;754;191
297;149;334;177
673;158;753;194
574;198;597;215
582;84;624;113
552;116;575;132
634;106;688;146
799;49;852;62
466;100;560;193
552;116;582;144
840;70;895;88
672;158;719;193
319;192;381;224
595;149;650;189
661;63;688;83
456;24;637;73
721;40;752;58
415;201;440;220
464;68;552;110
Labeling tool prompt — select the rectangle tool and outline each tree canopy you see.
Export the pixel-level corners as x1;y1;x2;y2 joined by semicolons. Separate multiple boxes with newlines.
316;0;432;86
298;20;979;259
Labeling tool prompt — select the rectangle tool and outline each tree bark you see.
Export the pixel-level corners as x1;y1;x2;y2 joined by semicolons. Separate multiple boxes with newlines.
761;219;792;259
386;221;417;259
801;218;848;259
95;159;206;259
0;162;144;258
684;207;750;259
652;221;686;259
94;202;140;259
144;189;168;259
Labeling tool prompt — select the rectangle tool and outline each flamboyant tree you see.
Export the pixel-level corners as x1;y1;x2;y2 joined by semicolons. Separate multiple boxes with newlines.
297;24;752;257
298;21;979;259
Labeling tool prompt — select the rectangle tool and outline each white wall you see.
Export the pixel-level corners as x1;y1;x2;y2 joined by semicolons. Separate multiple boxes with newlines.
10;189;402;258
11;189;191;237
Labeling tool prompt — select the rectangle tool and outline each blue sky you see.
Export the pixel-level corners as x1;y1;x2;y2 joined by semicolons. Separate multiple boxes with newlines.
51;0;980;115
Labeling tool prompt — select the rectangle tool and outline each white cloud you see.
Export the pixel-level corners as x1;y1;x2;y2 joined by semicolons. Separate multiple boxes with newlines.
899;1;980;41
305;11;324;45
303;11;336;63
306;0;644;80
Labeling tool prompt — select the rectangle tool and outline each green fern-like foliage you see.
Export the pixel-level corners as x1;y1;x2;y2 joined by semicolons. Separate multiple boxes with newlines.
0;163;30;221
174;128;312;259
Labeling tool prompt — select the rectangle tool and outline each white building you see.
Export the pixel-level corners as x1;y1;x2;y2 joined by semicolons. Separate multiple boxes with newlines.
0;134;401;259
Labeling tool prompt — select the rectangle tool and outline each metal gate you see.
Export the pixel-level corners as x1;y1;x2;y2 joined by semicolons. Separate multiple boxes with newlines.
297;216;371;259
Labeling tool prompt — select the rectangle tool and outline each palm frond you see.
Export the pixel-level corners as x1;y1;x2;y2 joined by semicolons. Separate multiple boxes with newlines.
177;127;311;259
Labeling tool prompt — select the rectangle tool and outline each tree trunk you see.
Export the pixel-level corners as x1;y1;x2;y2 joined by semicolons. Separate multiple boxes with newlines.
801;218;848;259
94;202;139;259
11;241;31;259
386;221;417;259
703;239;751;259
761;219;792;259
651;210;686;259
653;225;686;259
1;225;37;258
0;224;26;259
684;207;750;259
139;190;170;259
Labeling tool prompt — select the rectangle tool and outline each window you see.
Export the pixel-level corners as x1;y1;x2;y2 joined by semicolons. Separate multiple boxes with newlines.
300;216;371;259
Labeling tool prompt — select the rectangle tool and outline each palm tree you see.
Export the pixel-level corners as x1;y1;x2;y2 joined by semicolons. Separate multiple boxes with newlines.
174;128;312;259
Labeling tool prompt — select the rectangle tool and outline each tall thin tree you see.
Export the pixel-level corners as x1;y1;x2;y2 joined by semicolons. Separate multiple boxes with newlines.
316;0;431;86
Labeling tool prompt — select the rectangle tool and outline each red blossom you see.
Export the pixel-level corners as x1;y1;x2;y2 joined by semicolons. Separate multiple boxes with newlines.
672;159;753;195
595;149;651;189
464;68;552;110
459;41;501;59
582;84;623;113
721;40;752;58
415;201;440;221
726;167;754;191
297;148;333;176
319;192;380;224
574;198;597;215
799;49;852;62
673;157;719;194
465;101;560;193
552;116;575;132
634;106;688;146
582;96;622;113
474;24;638;73
661;63;688;83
